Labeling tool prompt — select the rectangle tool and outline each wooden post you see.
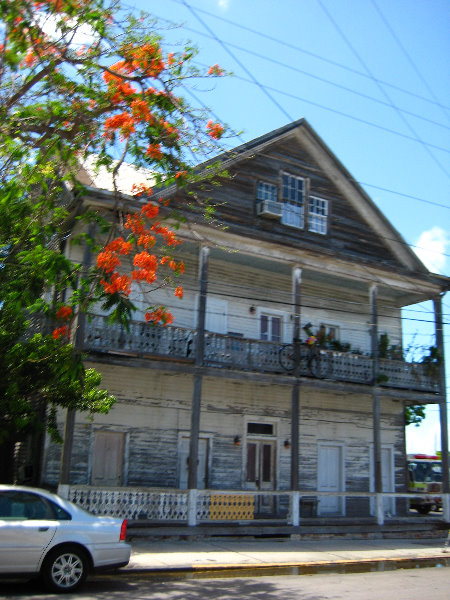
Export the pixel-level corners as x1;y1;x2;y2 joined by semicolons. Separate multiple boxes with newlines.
59;223;95;486
188;246;209;492
291;268;302;491
370;284;383;523
433;297;449;518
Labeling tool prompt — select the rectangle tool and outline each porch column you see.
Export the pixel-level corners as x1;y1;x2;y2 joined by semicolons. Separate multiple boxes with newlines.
433;296;450;521
59;223;95;486
188;246;209;493
370;284;383;524
291;267;302;491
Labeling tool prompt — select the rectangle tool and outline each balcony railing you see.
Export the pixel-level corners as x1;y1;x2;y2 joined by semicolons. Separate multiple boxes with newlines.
82;314;439;393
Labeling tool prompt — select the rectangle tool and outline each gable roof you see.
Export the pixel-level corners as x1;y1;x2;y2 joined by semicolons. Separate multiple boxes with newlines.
205;118;427;274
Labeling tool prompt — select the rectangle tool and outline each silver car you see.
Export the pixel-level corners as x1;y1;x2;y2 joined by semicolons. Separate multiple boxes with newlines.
0;485;130;592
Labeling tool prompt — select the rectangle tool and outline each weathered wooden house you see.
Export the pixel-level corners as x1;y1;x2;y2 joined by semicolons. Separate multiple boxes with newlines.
41;119;449;526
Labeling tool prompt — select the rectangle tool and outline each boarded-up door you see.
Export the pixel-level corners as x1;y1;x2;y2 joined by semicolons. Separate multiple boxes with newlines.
317;443;344;515
91;431;125;486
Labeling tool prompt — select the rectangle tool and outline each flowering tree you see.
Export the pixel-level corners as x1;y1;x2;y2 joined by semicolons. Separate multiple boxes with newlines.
0;0;228;479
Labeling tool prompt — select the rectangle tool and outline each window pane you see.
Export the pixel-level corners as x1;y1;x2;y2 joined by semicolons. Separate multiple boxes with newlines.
260;315;268;340
257;181;277;202
271;317;281;342
309;197;328;234
246;443;257;482
282;174;304;205
262;445;272;482
247;423;274;435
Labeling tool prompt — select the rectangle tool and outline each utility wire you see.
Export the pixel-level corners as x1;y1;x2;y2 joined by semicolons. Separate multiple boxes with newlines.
317;0;450;181
181;0;294;122
172;21;450;134
166;0;450;114
371;0;450;126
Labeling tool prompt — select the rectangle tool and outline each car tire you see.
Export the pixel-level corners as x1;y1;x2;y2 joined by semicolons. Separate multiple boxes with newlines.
41;545;89;593
417;505;431;515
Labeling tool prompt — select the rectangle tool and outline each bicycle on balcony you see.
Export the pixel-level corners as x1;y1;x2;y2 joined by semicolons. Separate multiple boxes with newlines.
279;340;333;379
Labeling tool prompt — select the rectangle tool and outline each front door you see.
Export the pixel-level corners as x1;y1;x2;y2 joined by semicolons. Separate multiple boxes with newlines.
178;437;208;489
91;431;125;486
317;443;344;515
245;440;276;514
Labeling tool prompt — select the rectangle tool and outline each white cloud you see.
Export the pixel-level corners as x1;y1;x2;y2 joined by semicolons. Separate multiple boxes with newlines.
217;0;230;10
413;227;449;274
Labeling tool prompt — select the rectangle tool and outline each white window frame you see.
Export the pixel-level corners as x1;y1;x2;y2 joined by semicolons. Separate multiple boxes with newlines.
256;307;288;343
309;196;328;234
257;181;277;202
281;173;305;229
320;323;340;341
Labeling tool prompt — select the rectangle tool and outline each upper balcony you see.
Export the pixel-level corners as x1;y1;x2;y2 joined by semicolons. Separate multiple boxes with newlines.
83;314;440;394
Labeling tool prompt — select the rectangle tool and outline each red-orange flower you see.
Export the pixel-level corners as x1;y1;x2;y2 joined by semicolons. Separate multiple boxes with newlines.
141;201;159;219
100;273;132;296
145;307;174;325
56;306;73;321
145;143;163;161
208;63;224;76
52;325;69;340
105;237;133;255
97;250;121;273
206;120;224;139
174;286;183;299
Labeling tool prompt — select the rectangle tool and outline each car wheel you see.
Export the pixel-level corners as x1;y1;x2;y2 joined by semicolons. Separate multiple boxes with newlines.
417;505;431;515
41;545;88;593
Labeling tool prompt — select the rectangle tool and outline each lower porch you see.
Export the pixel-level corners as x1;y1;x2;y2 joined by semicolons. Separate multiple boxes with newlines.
58;485;450;530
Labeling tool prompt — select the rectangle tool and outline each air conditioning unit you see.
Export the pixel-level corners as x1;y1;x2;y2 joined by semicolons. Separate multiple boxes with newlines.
256;200;282;218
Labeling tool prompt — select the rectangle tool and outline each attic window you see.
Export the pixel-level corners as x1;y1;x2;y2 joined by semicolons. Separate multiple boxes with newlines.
281;173;304;228
309;196;328;235
257;181;277;203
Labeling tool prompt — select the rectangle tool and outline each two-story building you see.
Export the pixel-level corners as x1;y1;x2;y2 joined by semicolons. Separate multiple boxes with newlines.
40;119;449;526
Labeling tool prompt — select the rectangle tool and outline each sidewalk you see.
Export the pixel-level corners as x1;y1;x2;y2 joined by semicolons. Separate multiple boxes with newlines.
125;536;450;573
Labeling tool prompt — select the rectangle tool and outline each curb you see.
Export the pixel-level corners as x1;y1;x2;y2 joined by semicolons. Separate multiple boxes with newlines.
120;553;449;576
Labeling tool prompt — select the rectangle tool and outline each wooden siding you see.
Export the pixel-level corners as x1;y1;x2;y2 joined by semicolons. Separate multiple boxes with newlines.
42;364;406;496
175;137;406;271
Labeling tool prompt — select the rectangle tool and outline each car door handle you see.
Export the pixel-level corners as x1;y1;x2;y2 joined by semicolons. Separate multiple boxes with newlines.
39;526;49;532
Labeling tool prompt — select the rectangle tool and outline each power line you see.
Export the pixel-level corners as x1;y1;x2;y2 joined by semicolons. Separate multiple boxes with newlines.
211;68;450;156
181;0;294;122
371;0;450;126
164;19;450;135
165;0;450;114
317;0;450;181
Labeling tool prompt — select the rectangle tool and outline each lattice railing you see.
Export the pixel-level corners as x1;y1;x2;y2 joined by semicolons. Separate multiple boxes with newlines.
59;485;449;526
67;486;188;520
81;315;439;392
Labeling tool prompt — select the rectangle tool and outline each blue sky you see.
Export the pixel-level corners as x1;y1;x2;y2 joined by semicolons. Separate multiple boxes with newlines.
132;0;449;453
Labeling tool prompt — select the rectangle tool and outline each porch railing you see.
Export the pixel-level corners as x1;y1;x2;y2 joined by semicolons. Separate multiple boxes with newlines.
58;485;450;527
82;314;439;393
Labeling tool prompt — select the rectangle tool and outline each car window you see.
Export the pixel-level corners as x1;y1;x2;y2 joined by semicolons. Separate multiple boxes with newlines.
0;491;70;520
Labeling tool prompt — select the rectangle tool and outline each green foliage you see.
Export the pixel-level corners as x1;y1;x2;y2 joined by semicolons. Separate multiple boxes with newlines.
0;0;230;452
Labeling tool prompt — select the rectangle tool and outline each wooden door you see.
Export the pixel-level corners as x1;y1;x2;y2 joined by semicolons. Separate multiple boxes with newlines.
317;443;344;515
246;440;276;514
91;431;125;486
